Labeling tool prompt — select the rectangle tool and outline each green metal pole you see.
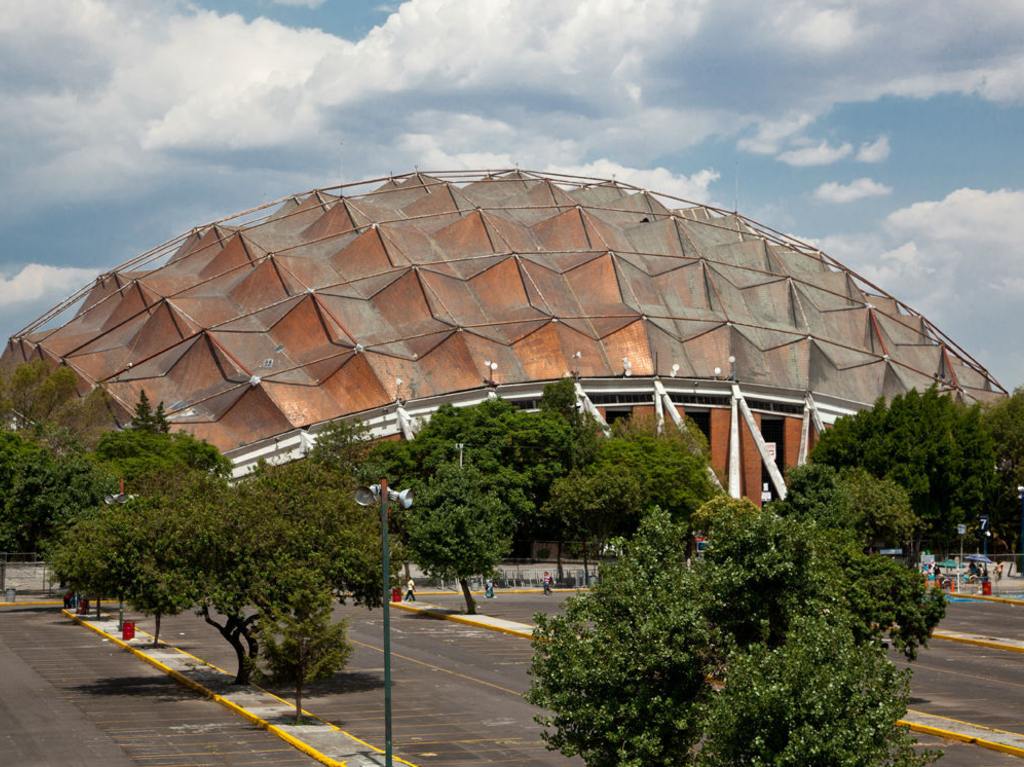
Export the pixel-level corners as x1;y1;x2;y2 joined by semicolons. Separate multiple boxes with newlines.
380;478;393;767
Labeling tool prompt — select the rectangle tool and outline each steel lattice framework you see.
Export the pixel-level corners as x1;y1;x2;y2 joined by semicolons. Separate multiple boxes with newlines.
4;170;1004;460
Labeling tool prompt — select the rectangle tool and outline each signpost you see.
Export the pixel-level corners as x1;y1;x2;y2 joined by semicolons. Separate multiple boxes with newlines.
980;514;990;558
957;523;967;593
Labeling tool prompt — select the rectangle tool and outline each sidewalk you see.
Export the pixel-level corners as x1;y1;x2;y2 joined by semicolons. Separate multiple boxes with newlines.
65;610;416;767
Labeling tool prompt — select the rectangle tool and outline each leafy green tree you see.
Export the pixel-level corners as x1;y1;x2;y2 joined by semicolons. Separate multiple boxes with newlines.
528;508;710;767
780;464;918;549
838;544;945;660
699;615;930;767
48;506;134;619
0;433;113;552
256;575;352;724
591;426;716;528
697;500;828;651
812;387;995;552
983;388;1024;565
365;397;577;544
0;360;115;450
94;428;229;489
544;468;641;583
120;484;200;645
530;504;938;767
405;462;515;614
188;458;380;684
772;465;943;659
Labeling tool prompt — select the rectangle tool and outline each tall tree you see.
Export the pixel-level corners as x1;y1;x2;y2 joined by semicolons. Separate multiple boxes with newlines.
544;468;642;583
528;508;710;767
0;432;113;552
187;458;380;684
983;387;1024;564
812;387;996;552
404;462;515;614
530;504;939;767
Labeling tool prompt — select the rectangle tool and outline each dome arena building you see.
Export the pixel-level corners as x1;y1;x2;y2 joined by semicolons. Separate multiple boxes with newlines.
4;170;1005;504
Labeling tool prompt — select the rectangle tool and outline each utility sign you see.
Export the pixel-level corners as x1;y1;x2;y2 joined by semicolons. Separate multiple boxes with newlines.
765;442;777;461
957;524;967;536
980;515;990;531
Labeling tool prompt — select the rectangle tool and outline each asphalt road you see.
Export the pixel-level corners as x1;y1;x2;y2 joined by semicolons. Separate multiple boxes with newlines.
0;605;314;767
4;594;1024;766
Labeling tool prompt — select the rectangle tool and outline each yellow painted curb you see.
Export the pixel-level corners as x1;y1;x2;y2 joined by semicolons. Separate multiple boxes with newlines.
932;631;1024;655
0;600;63;607
391;601;535;639
899;713;1024;759
949;593;1024;606
64;610;421;767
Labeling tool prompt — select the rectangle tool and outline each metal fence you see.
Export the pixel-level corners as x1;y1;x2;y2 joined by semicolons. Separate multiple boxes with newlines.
0;555;58;597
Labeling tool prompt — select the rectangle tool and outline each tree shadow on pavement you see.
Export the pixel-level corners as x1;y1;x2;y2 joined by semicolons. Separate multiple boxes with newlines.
70;675;194;701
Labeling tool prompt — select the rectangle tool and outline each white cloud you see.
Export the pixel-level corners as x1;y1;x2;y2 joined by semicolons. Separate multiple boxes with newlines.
0;264;100;308
737;113;816;155
856;135;890;163
272;0;326;7
3;0;1024;382
545;160;720;205
777;140;853;167
814;177;892;203
811;188;1024;386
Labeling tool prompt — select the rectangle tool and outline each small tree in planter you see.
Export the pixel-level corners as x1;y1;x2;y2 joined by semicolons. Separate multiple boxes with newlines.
256;576;351;724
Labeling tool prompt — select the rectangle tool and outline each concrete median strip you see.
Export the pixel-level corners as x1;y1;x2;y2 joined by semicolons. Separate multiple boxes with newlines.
392;601;1024;759
391;600;536;639
932;628;1024;654
899;710;1024;758
63;609;418;767
946;592;1024;606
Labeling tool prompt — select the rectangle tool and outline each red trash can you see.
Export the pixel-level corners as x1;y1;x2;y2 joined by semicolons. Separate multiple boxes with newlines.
122;621;135;641
982;579;992;596
390;587;402;603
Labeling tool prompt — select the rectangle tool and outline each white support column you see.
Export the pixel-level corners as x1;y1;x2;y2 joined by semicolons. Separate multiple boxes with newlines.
728;388;741;499
653;380;665;434
797;404;811;466
575;382;610;436
655;380;723;490
733;383;788;500
395;405;416;441
806;392;825;435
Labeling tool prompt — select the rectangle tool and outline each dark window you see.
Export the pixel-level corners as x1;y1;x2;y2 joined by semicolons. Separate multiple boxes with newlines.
686;410;711;443
605;409;631;424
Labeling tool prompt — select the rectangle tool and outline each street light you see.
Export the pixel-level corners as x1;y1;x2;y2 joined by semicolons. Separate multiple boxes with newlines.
104;479;129;629
483;359;498;387
1018;485;1024;577
354;480;413;767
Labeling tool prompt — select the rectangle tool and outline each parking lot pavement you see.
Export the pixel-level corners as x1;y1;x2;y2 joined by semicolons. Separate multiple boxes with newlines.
17;590;1022;767
941;600;1024;641
412;591;573;624
0;606;314;767
128;606;581;767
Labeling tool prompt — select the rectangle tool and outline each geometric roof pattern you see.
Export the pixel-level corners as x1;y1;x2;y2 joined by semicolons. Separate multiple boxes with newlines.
4;170;1004;451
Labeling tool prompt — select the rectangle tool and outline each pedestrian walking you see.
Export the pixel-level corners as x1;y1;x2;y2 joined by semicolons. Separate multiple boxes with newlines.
542;571;552;596
996;561;1004;582
485;578;495;599
405;577;416;602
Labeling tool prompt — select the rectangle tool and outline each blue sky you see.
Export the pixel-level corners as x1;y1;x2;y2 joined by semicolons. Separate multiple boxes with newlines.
2;0;1023;386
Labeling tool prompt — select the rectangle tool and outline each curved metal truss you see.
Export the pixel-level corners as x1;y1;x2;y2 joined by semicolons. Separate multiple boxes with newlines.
4;169;1004;455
